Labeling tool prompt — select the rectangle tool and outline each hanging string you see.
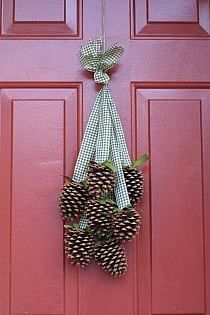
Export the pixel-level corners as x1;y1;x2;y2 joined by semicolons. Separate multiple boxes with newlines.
102;0;106;52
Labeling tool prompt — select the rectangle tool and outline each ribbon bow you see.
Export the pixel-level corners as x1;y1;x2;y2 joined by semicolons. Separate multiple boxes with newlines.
78;37;124;84
73;38;131;210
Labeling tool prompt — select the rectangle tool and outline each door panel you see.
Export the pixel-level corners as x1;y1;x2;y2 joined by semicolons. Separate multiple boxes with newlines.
1;0;82;38
11;99;64;314
0;1;210;315
133;86;210;315
0;87;82;315
148;0;198;22
131;0;209;38
150;99;204;313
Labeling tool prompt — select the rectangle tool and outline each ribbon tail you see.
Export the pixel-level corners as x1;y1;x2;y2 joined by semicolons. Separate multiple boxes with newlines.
110;129;131;209
73;88;103;182
95;85;112;163
107;90;131;166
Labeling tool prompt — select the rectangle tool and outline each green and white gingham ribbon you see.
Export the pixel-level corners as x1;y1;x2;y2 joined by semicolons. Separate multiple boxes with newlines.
73;37;131;209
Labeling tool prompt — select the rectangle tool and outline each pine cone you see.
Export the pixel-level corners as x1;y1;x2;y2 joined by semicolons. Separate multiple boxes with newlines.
87;162;115;199
86;199;114;239
64;228;95;267
95;240;127;277
123;167;144;206
113;207;140;241
59;181;88;221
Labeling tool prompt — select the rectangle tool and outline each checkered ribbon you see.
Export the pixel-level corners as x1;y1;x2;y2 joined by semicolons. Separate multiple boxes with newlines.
73;37;131;210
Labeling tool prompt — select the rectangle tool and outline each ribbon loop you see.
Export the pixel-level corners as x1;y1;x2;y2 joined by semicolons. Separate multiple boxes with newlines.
100;43;124;72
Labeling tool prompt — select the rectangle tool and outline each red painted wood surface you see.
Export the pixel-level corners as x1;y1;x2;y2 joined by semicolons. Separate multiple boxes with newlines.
0;1;210;315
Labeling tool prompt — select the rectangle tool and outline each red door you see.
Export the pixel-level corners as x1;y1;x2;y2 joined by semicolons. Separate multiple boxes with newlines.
0;1;210;314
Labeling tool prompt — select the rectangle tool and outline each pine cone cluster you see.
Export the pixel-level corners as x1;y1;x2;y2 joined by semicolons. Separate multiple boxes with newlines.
59;160;145;277
123;167;144;206
59;161;116;222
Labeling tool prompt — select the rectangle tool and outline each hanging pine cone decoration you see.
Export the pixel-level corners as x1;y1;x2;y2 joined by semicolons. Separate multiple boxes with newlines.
113;207;141;241
59;181;88;221
58;38;149;278
95;240;127;277
123;167;144;206
64;227;95;267
86;199;114;239
87;161;116;199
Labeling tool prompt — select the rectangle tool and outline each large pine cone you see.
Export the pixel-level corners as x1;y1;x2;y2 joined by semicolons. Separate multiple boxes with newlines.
113;207;140;241
86;199;114;239
59;181;88;221
87;162;115;199
64;228;95;267
123;167;144;206
95;240;127;277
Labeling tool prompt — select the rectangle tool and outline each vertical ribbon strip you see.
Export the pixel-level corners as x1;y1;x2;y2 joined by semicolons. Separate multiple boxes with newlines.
73;38;131;209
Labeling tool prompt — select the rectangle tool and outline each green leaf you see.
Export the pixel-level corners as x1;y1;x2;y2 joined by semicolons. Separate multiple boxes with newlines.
105;232;113;240
106;198;116;204
82;179;88;188
85;226;92;234
131;154;149;168
64;223;80;229
98;198;107;205
99;198;116;205
125;204;133;209
102;160;117;173
72;223;80;229
63;176;72;182
113;208;121;213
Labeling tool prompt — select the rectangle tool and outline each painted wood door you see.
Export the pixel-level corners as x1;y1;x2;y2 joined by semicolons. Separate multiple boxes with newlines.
0;1;210;315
